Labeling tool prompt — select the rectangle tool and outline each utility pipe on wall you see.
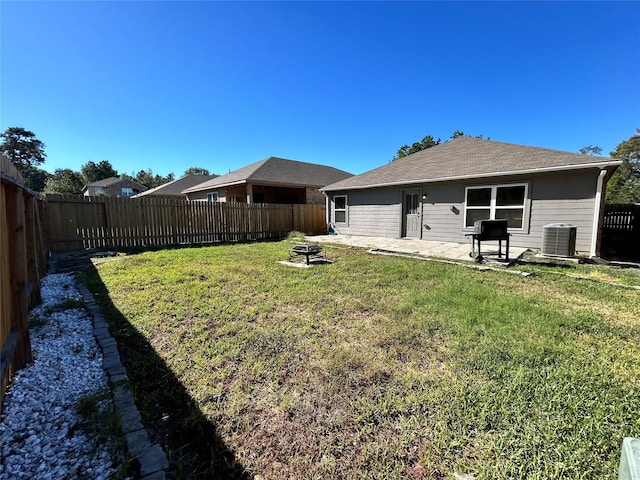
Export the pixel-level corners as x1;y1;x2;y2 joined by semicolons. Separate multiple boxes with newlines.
590;169;608;258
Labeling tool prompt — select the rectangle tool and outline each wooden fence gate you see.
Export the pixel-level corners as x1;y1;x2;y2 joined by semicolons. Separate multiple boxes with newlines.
600;204;640;262
46;195;327;251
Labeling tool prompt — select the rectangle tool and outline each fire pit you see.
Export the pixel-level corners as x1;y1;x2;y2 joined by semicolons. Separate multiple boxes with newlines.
289;243;325;265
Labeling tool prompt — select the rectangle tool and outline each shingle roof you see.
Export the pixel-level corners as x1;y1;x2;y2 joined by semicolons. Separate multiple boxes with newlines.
182;157;353;193
322;137;622;191
86;177;123;187
132;174;218;197
83;176;148;193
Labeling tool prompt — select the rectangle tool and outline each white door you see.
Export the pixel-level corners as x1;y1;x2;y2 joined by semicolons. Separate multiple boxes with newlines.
402;191;420;238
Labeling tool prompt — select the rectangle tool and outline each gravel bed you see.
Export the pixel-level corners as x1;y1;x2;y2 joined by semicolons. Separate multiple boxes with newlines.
0;273;120;480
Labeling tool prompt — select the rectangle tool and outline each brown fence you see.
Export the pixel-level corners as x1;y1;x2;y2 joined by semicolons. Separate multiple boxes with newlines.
1;156;49;410
601;204;640;262
46;195;327;251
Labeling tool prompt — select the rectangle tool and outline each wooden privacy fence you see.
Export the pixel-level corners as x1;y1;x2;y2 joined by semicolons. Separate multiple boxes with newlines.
601;204;640;262
46;195;327;251
1;156;49;410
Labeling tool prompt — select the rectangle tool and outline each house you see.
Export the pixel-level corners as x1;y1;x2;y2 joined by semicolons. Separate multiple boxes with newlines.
182;157;353;204
83;177;148;197
131;174;218;199
320;137;622;257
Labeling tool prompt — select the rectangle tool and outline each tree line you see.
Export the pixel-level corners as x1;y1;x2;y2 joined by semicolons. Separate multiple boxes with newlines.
393;129;640;204
2;126;638;203
0;127;215;195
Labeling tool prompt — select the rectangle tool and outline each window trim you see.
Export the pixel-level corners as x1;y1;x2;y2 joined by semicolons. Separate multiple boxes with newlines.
121;187;134;197
334;195;348;224
207;192;219;202
463;182;529;231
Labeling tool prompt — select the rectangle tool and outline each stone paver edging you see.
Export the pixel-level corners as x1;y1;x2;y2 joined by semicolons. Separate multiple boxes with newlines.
76;282;169;479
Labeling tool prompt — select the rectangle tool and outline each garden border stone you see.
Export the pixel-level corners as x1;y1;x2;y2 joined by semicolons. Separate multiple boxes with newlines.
76;281;170;479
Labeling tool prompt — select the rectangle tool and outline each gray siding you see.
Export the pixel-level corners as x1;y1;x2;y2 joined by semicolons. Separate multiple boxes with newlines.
421;183;466;243
333;168;602;253
527;170;597;254
330;189;401;237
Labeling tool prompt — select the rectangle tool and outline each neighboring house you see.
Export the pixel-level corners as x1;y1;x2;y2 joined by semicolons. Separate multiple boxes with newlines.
83;177;148;197
321;137;622;257
183;157;353;205
131;174;218;199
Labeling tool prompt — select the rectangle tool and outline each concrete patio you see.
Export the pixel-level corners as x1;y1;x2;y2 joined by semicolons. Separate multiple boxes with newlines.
306;234;529;262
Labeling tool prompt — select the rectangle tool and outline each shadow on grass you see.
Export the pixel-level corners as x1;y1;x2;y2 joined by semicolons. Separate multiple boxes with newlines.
80;261;249;480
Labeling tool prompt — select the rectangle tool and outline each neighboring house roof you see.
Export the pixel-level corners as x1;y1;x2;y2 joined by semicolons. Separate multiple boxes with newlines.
182;157;353;193
322;137;622;192
132;174;218;198
82;176;148;192
85;177;124;188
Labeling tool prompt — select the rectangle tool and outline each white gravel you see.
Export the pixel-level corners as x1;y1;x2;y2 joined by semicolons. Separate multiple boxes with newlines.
0;273;117;480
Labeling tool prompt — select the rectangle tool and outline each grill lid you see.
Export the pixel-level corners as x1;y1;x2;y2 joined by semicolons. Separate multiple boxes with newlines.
473;219;508;238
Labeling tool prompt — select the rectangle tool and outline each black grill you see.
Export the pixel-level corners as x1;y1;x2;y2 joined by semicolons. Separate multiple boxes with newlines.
466;219;510;261
473;219;509;240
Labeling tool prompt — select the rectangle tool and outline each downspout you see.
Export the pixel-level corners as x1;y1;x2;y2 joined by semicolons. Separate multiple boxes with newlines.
590;169;608;258
419;188;424;240
325;193;330;233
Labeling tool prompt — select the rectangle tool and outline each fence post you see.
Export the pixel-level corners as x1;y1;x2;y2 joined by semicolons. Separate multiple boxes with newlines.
6;186;33;370
25;196;41;305
34;198;48;284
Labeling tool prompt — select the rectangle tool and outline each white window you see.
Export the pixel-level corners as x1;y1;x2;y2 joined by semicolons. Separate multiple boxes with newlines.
334;195;347;223
95;186;106;195
207;192;219;202
121;187;134;197
464;183;527;230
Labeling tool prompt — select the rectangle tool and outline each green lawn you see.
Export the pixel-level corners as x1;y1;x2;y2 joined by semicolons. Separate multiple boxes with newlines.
83;240;640;479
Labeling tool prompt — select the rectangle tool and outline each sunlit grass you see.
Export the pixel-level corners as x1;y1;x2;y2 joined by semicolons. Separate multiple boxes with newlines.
84;241;640;479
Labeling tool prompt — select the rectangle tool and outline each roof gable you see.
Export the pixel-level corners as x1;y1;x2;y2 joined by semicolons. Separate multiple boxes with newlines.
322;137;622;191
183;157;352;193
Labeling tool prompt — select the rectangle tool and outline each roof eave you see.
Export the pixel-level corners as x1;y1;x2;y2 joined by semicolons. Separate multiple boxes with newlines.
321;161;622;192
184;179;327;193
183;179;247;193
246;180;323;188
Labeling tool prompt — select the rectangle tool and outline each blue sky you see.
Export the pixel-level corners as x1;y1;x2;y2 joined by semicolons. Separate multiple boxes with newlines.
1;1;638;177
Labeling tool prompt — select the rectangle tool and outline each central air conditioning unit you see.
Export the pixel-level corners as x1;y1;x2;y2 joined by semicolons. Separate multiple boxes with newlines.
541;224;577;257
